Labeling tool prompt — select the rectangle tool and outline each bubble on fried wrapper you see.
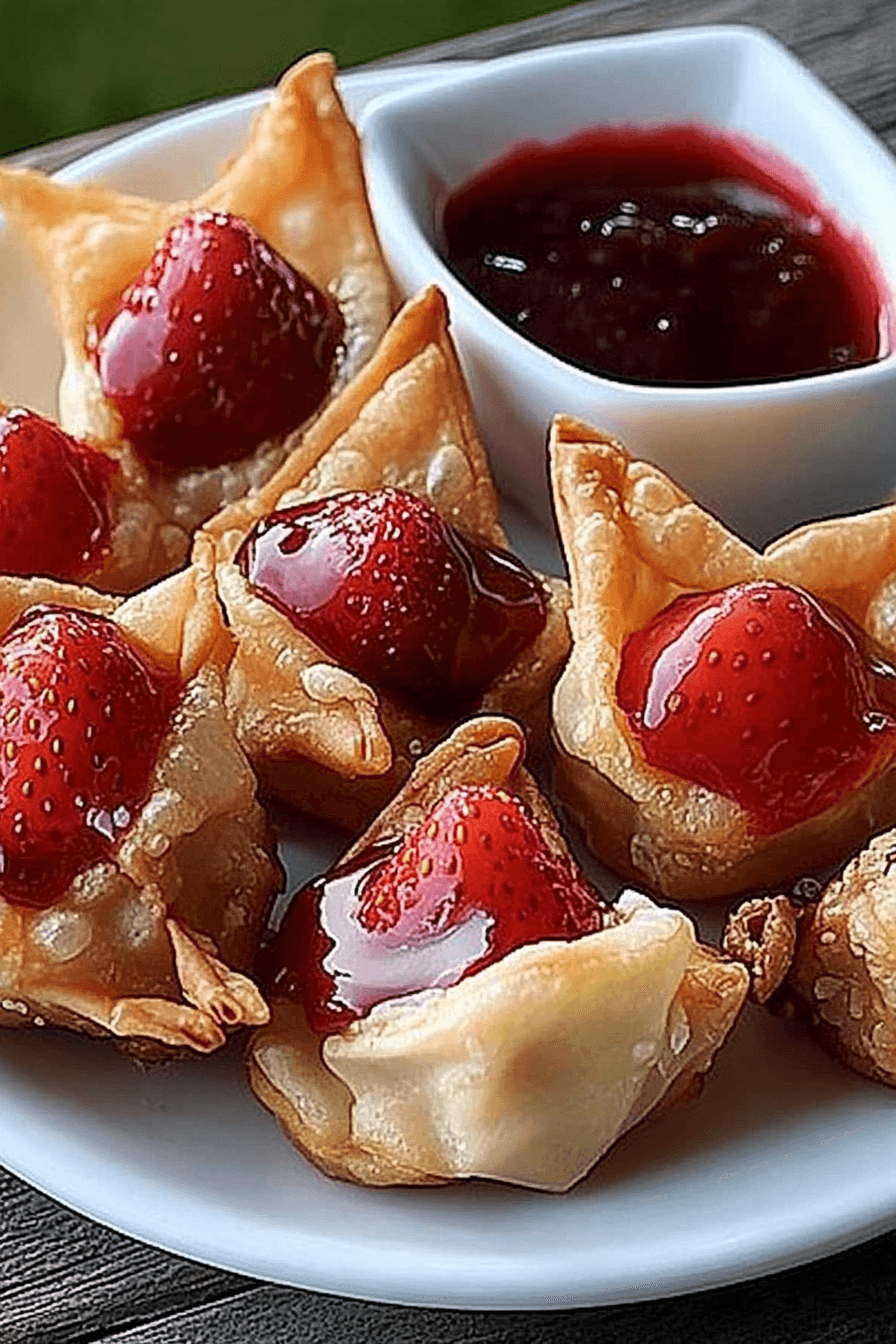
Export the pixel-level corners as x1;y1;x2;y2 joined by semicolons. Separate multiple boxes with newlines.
117;896;158;949
30;909;92;961
425;443;474;509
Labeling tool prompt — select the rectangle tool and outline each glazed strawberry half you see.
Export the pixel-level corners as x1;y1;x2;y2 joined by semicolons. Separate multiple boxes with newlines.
617;580;896;833
91;210;343;472
0;605;181;908
0;407;115;580
266;783;608;1034
235;487;548;713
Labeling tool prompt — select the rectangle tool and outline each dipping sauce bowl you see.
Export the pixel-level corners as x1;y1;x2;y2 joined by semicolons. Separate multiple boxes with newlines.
361;27;896;545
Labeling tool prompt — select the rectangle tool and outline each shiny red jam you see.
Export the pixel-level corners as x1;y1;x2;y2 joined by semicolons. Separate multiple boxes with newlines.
616;581;896;833
0;606;181;908
236;488;547;714
92;211;343;471
442;125;886;385
0;408;115;581
265;784;608;1034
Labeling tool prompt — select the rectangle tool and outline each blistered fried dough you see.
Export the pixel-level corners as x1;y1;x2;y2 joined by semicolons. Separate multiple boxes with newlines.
723;895;799;1005
551;415;896;900
204;287;503;550
199;287;569;829
781;835;896;1085
249;716;748;1191
0;568;279;1055
0;53;394;576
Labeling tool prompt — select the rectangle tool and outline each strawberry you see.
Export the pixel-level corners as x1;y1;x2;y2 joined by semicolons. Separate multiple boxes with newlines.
268;784;606;1034
616;580;896;832
236;488;547;712
0;408;114;580
92;210;342;471
0;606;181;909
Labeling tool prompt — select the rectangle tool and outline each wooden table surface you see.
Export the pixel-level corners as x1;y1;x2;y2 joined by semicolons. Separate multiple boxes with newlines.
5;2;896;1341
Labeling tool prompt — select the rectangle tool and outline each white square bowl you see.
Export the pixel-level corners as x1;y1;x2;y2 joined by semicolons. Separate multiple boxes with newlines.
360;26;896;545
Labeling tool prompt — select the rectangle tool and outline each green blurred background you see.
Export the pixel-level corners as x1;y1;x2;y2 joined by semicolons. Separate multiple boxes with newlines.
2;0;569;156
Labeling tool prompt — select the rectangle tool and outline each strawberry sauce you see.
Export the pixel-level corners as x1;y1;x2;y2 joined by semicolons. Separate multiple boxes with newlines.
93;211;343;470
442;125;886;385
236;489;547;713
265;836;496;1034
0;606;181;908
617;582;896;832
265;785;607;1035
0;409;114;580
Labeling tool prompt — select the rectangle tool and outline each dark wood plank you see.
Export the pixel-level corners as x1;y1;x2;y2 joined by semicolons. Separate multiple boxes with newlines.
14;1226;896;1344
0;1169;249;1344
5;3;896;1341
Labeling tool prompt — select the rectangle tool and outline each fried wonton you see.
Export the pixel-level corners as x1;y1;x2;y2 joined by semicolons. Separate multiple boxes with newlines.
0;567;279;1055
197;286;570;830
0;53;394;589
723;894;800;1006
551;415;896;900
248;715;748;1190
777;834;896;1085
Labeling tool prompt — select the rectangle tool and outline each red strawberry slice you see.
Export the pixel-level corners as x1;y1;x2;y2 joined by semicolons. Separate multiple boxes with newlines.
617;580;896;832
0;605;181;908
0;408;114;580
236;488;548;712
269;784;607;1034
92;210;343;471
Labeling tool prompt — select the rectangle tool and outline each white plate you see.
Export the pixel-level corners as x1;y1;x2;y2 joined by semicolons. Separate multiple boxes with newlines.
2;60;896;1313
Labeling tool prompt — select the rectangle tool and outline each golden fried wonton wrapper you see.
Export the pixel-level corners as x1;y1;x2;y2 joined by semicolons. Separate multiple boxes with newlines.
723;893;799;1006
775;833;896;1085
724;833;896;1088
0;567;280;1055
0;53;394;589
551;416;896;901
248;716;748;1190
196;287;570;830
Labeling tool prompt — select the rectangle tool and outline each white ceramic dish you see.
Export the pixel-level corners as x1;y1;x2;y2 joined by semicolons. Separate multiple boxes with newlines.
360;27;896;546
3;54;896;1312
